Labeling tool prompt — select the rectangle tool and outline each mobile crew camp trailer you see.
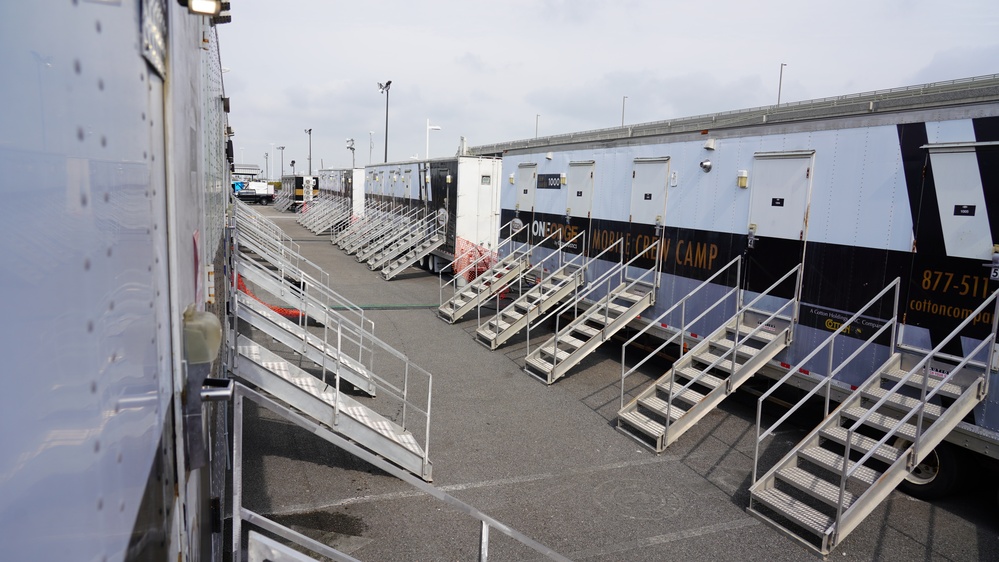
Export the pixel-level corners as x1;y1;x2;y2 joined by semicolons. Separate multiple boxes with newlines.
471;75;999;554
349;156;501;277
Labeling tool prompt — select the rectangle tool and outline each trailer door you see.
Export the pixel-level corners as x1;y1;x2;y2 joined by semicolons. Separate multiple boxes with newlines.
516;163;537;214
748;151;814;243
567;161;595;220
630;157;670;226
925;143;994;260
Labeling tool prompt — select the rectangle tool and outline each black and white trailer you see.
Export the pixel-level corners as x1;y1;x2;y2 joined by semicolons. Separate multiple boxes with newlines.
471;75;999;554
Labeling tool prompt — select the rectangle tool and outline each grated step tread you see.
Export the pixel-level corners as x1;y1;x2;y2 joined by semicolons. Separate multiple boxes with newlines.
752;488;834;537
881;369;965;399
675;367;724;389
819;426;902;465
840;406;919;441
776;466;856;508
618;409;666;438
798;446;880;486
652;382;706;406
638;394;686;423
862;387;945;419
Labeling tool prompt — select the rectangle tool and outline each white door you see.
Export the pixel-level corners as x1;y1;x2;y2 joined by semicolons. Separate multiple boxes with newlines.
516;163;537;213
927;144;993;260
630;157;670;226
567;161;595;220
748;151;814;242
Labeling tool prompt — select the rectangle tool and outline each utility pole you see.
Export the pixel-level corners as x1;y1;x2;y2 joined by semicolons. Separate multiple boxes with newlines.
777;63;787;106
276;146;285;178
621;96;628;126
379;80;392;162
304;128;312;175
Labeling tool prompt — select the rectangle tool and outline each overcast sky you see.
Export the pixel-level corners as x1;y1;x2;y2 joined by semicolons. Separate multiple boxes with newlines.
217;0;999;176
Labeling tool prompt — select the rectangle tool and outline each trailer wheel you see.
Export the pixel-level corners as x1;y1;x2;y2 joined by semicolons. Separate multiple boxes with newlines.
895;439;961;500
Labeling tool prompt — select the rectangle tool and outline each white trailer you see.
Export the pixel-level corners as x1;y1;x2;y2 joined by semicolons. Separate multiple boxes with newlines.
363;156;502;271
472;75;999;554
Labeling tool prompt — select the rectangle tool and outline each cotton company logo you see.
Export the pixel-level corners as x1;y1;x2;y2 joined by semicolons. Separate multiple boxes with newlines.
824;318;852;334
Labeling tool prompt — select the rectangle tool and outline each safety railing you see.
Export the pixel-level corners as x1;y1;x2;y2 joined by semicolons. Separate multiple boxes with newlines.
368;212;438;270
356;206;423;262
525;239;660;368
333;200;390;246
477;230;588;334
338;201;397;250
438;219;529;309
751;278;901;484
828;288;999;530
232;384;570;562
619;255;742;408
349;205;421;256
653;265;800;442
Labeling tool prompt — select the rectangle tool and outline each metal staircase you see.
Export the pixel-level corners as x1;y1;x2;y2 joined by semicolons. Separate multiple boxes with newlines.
748;281;997;555
355;206;422;263
523;240;660;384
476;232;587;350
228;198;437;481
380;220;445;281
333;200;391;247
342;203;406;255
366;212;438;271
298;194;352;235
617;259;800;451
437;220;531;323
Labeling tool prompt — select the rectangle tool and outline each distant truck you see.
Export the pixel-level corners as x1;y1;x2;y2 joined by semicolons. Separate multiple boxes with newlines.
232;180;274;205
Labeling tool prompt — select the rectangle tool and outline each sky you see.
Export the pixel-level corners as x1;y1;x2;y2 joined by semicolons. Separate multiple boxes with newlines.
216;0;999;177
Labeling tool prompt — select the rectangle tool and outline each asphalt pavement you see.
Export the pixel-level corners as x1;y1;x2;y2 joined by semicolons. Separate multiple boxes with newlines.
232;204;998;562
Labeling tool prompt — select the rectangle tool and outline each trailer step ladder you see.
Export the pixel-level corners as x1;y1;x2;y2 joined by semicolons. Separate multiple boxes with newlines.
233;335;431;479
476;266;585;350
748;283;997;555
381;231;446;281
617;316;790;451
437;251;531;323
525;281;654;384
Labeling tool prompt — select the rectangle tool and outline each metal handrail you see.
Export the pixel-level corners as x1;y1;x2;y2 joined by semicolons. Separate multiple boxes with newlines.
340;202;399;250
752;278;901;480
655;264;798;440
439;219;529;309
348;205;420;255
527;240;658;371
834;288;999;525
476;226;566;327
619;256;742;408
479;231;588;338
364;211;436;265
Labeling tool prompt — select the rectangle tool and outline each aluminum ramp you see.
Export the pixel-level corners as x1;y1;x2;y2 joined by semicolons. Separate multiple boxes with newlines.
617;262;799;452
233;335;431;480
437;251;531;322
747;285;997;555
381;230;445;281
476;264;584;350
235;290;378;396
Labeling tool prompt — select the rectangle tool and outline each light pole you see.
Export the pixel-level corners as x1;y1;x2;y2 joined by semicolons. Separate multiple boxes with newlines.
276;146;285;178
777;63;787;106
264;152;269;179
304;128;312;175
426;119;441;160
269;143;275;180
346;138;356;169
535;114;540;138
621;96;628;126
378;80;392;162
368;131;374;165
290;160;296;175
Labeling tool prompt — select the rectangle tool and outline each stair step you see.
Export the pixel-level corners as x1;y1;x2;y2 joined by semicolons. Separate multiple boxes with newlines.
861;387;945;419
525;354;554;374
708;340;764;358
880;368;965;400
819;426;902;465
752;488;834;537
618;409;667;438
652;382;706;406
615;289;647;303
798;446;880;486
840;406;919;441
691;350;739;371
728;323;779;342
776;466;856;508
539;344;571;362
638;394;687;423
556;333;586;350
573;323;601;338
675;367;724;390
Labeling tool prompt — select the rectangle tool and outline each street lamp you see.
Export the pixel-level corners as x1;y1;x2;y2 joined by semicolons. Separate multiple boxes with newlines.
368;131;374;165
378;80;392;163
276;146;285;178
621;96;628;126
346;138;356;169
304;128;313;175
535;114;540;138
426;119;441;160
777;63;787;106
264;152;269;179
290;159;296;175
